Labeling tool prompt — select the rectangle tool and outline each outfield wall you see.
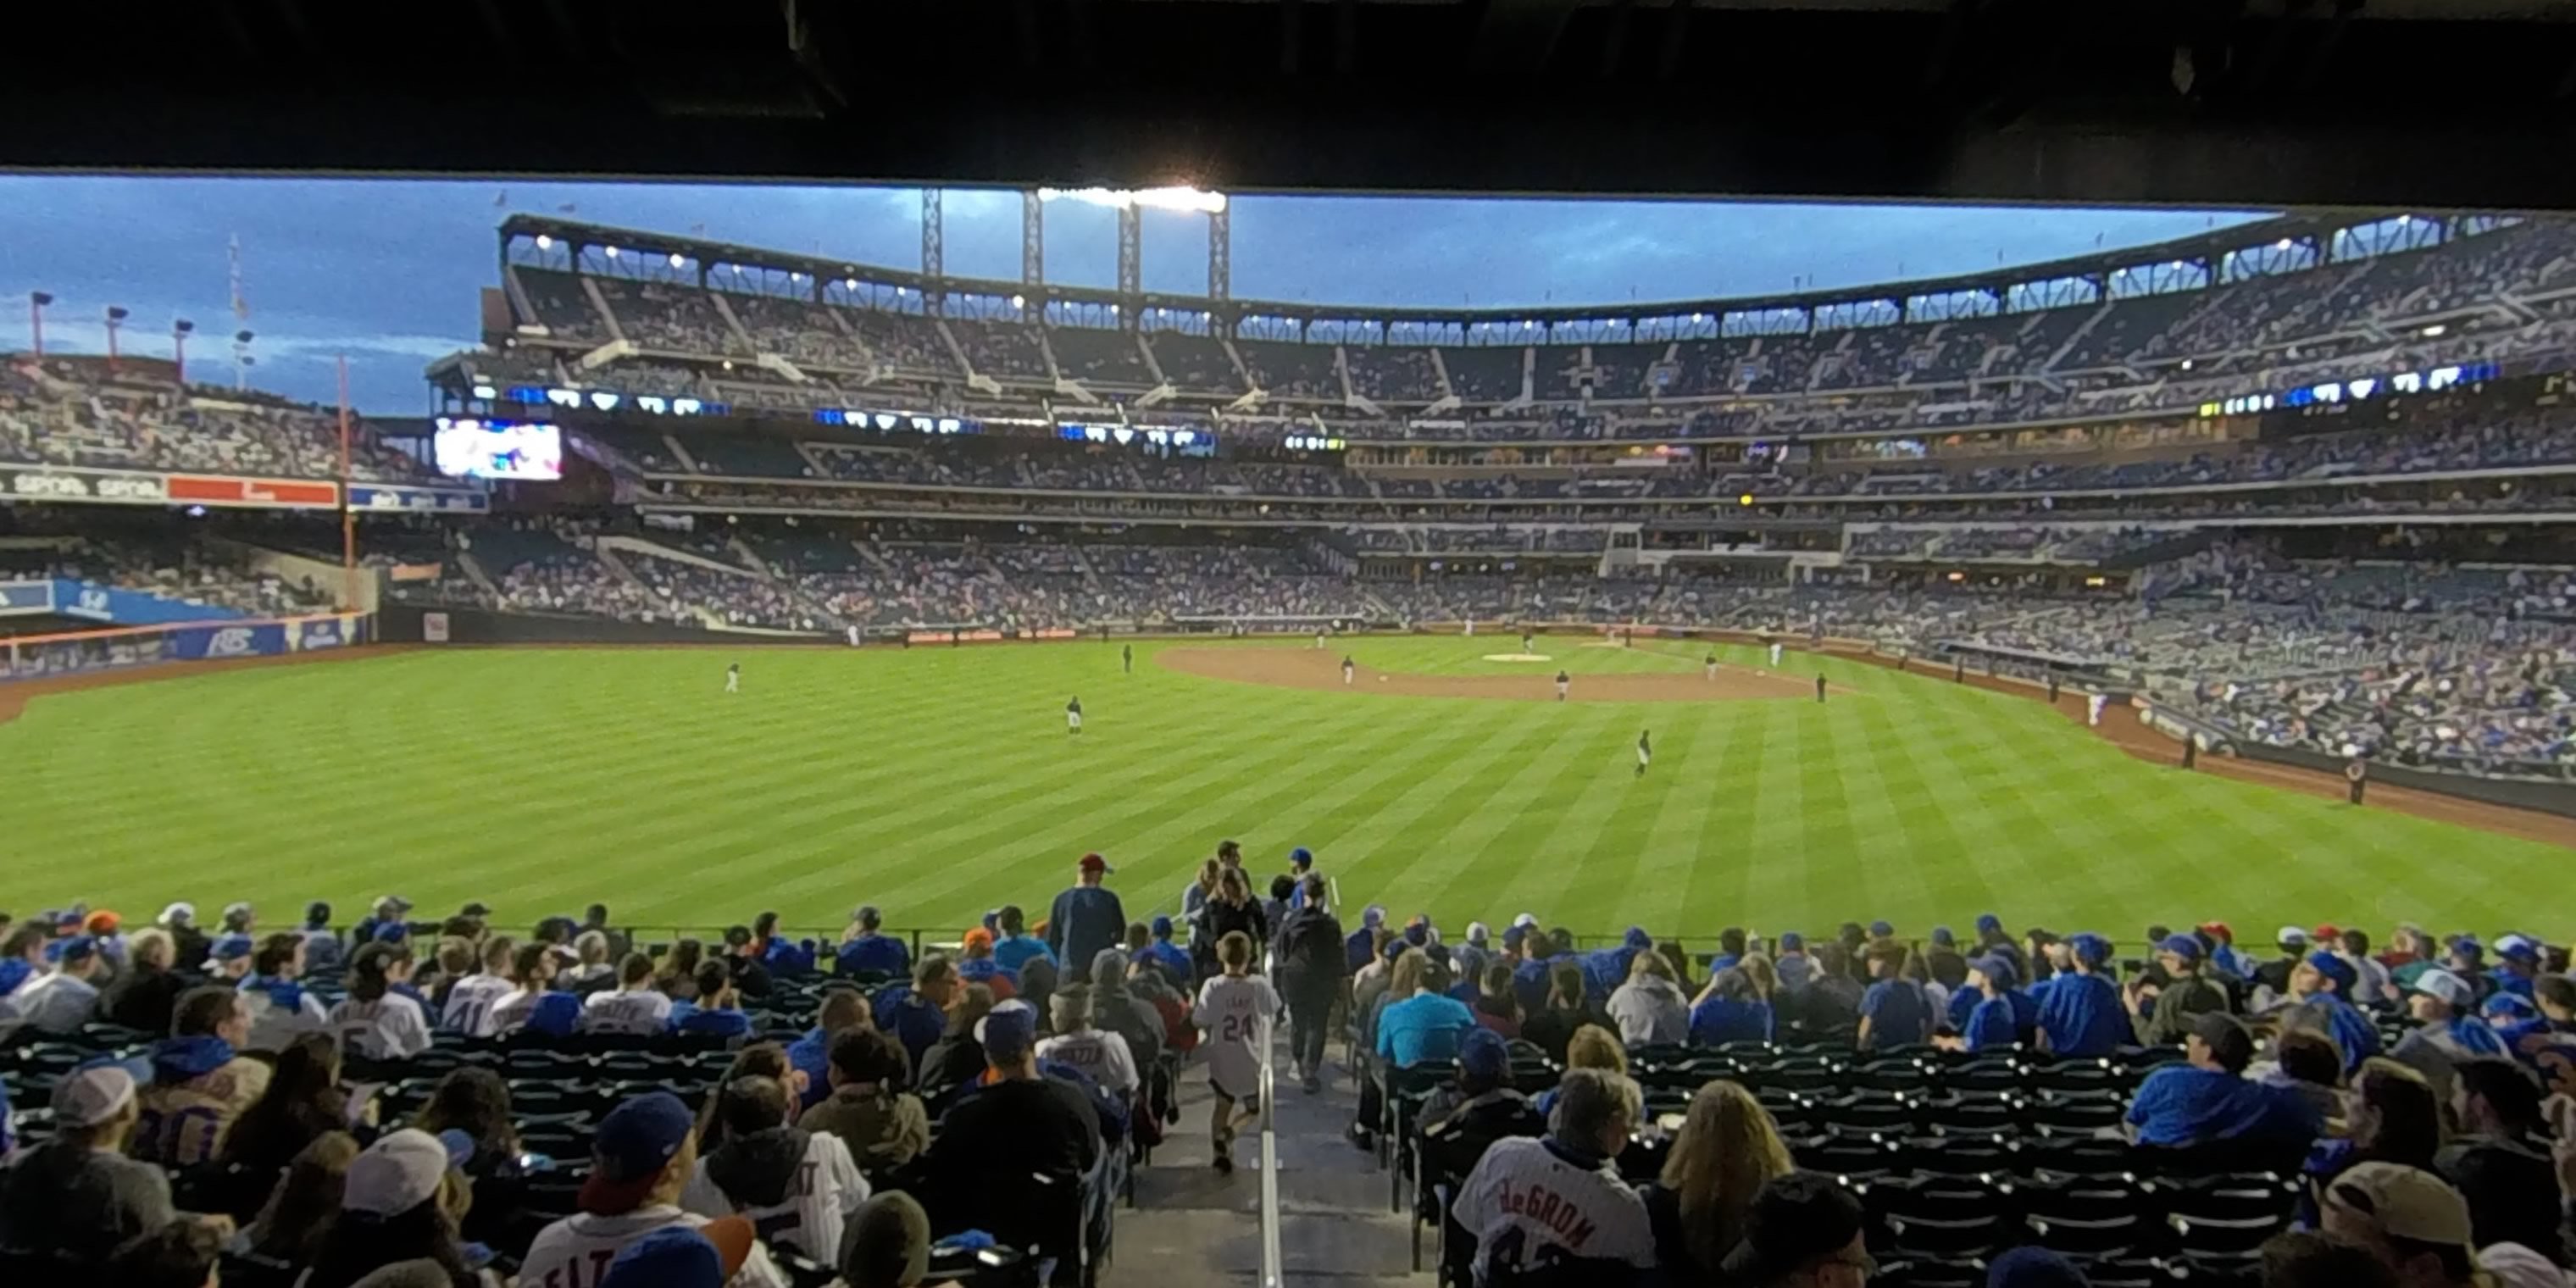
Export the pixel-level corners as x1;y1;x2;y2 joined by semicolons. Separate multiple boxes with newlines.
1;610;373;683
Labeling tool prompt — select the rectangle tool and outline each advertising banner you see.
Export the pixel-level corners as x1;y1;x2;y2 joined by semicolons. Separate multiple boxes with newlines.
0;580;53;616
52;580;251;625
348;484;489;514
165;474;340;508
387;563;447;583
0;464;170;504
292;617;350;651
169;622;290;661
423;612;450;643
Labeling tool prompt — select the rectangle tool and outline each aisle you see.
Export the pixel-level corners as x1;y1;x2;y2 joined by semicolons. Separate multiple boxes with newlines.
1104;1038;1435;1287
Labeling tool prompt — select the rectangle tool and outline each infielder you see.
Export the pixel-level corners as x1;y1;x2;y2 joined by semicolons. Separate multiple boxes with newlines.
1704;651;1718;681
2085;691;2106;726
1521;631;1535;654
1555;669;1571;702
1067;696;1085;735
1768;641;1784;668
1314;628;1328;650
724;661;740;693
1341;654;1356;686
1635;730;1652;778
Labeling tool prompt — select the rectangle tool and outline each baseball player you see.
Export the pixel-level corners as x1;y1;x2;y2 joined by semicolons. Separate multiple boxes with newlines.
725;661;741;693
1067;696;1084;735
1341;654;1356;686
1122;643;1133;674
2086;691;2107;726
1522;631;1535;654
846;625;862;648
1768;641;1784;669
1635;730;1652;778
1315;628;1328;650
1704;651;1718;680
1555;669;1571;702
1816;673;1828;703
2346;757;2368;805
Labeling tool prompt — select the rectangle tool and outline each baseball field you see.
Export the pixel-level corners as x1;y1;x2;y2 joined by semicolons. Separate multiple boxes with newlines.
4;636;2570;943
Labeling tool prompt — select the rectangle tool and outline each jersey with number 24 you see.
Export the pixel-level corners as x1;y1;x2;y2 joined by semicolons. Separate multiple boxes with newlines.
1193;973;1281;1096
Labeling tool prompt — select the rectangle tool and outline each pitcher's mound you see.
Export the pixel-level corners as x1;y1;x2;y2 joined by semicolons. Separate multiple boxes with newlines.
1480;652;1552;663
1162;647;1831;702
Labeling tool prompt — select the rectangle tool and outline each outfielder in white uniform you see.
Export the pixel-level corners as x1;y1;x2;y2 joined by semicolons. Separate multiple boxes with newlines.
725;662;741;693
1456;1069;1657;1283
1342;655;1356;686
1635;730;1652;779
1703;652;1718;681
2087;692;2107;726
1769;641;1784;668
1066;696;1084;735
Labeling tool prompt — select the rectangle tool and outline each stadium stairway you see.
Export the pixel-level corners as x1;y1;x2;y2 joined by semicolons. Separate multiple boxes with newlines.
1107;1041;1430;1288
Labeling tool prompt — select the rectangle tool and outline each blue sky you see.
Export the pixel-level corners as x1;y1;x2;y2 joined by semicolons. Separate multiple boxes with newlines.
0;176;2271;413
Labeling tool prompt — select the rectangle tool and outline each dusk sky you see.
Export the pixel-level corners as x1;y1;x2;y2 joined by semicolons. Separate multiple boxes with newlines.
0;176;2273;414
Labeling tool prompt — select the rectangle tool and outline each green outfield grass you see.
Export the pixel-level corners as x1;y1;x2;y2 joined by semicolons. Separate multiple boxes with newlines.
4;637;2567;942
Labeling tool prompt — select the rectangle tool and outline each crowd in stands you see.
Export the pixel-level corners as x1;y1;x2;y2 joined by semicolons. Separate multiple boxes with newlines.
11;849;2576;1288
3;358;441;484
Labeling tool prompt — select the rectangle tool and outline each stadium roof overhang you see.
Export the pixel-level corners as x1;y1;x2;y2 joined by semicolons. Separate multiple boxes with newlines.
6;1;2576;210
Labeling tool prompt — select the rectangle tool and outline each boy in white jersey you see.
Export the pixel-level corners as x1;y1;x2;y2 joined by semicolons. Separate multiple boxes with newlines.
1035;985;1140;1097
327;941;433;1061
521;1091;790;1288
440;936;519;1037
1191;930;1280;1174
584;952;676;1035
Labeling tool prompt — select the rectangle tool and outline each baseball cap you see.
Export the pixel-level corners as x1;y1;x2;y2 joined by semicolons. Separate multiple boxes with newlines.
2304;951;2357;994
1465;922;1490;947
1868;920;1894;939
2412;968;2475;1008
53;1058;149;1128
1289;847;1313;868
1457;1028;1510;1084
1512;913;1539;930
1500;924;1527;952
212;933;254;963
2190;1011;2255;1073
1149;915;1174;938
581;1091;697;1213
1968;954;2018;991
55;935;99;965
1779;931;1804;952
2068;934;2113;968
458;902;491;918
2324;1162;2474;1248
306;901;333;924
1362;905;1387;928
1382;938;1407;963
160;902;196;926
2313;923;2343;942
2157;934;2205;963
961;927;994;952
1986;1246;2090;1288
1929;926;1956;948
2450;936;2487;963
841;1192;932;1288
2276;926;2310;949
1718;1172;1867;1282
979;1000;1038;1063
852;904;880;926
2497;934;2542;964
1078;852;1113;874
343;1129;475;1219
2198;920;2232;942
374;895;414;915
83;910;119;935
601;1217;757;1288
1975;913;2003;935
2484;991;2540;1021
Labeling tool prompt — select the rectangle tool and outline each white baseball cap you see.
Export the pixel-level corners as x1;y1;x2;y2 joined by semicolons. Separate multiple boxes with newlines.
2275;926;2310;947
1513;913;1540;930
342;1129;475;1218
1465;922;1491;946
2412;968;2475;1008
159;902;196;926
53;1059;149;1128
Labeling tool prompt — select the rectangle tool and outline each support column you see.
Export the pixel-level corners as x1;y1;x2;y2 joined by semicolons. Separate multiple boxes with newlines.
1208;205;1231;303
1023;189;1044;291
921;187;945;315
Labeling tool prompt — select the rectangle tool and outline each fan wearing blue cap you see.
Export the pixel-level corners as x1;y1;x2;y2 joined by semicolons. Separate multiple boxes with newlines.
1419;1027;1530;1135
1285;847;1318;909
8;935;105;1035
2035;933;2133;1058
2489;935;2545;1002
1959;955;2023;1052
523;1091;791;1288
2287;951;2382;1074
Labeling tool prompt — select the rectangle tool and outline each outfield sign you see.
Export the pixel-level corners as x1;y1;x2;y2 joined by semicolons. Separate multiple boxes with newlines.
52;580;252;626
0;580;53;617
349;484;489;513
0;467;486;514
3;611;370;683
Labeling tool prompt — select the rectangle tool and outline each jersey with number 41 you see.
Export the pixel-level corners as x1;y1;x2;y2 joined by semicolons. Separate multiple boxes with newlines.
1192;972;1281;1096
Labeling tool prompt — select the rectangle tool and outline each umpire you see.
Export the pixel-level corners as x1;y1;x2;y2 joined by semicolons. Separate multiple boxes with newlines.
1272;874;1347;1095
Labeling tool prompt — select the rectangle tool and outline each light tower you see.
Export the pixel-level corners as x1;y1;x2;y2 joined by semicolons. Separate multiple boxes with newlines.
172;319;196;385
28;291;53;358
104;306;129;369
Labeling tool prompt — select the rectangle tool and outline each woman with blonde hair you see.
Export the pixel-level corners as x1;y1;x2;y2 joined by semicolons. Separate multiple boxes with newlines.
1641;1080;1794;1283
1535;1023;1630;1118
243;1130;361;1265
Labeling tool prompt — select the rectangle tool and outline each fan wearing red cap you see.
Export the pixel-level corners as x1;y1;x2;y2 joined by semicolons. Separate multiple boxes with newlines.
953;927;1020;1002
520;1091;791;1288
1045;852;1127;974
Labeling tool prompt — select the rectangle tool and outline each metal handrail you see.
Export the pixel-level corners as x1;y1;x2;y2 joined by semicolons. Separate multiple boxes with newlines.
1257;947;1285;1288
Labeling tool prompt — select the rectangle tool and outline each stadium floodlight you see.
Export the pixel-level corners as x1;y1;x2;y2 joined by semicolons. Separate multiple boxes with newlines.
844;279;858;290
472;385;498;401
31;291;53;307
535;235;553;251
668;253;686;269
2421;324;2446;337
1038;185;1227;214
1012;295;1025;308
2275;238;2292;250
604;246;620;258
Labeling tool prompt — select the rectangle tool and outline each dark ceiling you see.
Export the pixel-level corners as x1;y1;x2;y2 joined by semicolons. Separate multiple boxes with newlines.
5;0;2575;209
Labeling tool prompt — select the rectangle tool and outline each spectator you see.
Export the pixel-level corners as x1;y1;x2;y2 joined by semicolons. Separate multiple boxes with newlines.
836;906;911;979
2286;951;2386;1074
241;1130;359;1266
582;953;675;1036
1856;941;1932;1051
1959;954;2024;1052
520;1092;789;1288
2139;933;2233;1046
678;1074;867;1263
219;1032;359;1177
1418;1028;1532;1135
2341;929;2397;1008
2260;1229;2402;1288
785;986;874;1113
2394;969;2511;1096
800;1028;930;1171
301;1129;493;1288
2263;1030;2351;1130
103;928;188;1035
1690;967;1775;1046
653;938;705;1002
1045;852;1127;972
564;931;616;994
1037;985;1140;1097
1199;866;1269;972
719;925;774;1001
2037;932;2134;1058
920;1002;1100;1241
953;929;1019;1001
2317;1163;2498;1288
597;1218;758;1288
136;985;272;1168
1640;1080;1794;1285
1273;874;1348;1094
1263;875;1296;936
2490;936;2545;1003
666;961;752;1038
914;983;997;1115
408;1068;526;1192
2434;1058;2562;1263
301;902;346;975
2124;1013;2319;1152
1801;944;1866;1036
1531;1024;1633;1121
837;1191;933;1288
1457;1069;1657;1285
876;956;958;1074
1087;947;1166;1087
209;934;254;984
103;1219;226;1288
1472;961;1524;1040
1607;949;1690;1046
1195;931;1281;1174
8;934;105;1034
2304;1059;2446;1219
991;905;1054;976
437;937;516;1038
1521;958;1611;1064
239;932;330;1052
487;941;562;1034
352;895;414;948
1378;952;1477;1070
1139;915;1193;986
0;1062;194;1265
161;903;211;974
330;941;434;1062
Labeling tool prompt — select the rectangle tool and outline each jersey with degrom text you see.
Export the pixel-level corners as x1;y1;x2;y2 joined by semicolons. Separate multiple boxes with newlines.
1456;1137;1657;1283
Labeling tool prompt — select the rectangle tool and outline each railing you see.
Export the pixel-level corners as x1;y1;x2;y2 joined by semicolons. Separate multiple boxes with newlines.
1257;941;1285;1288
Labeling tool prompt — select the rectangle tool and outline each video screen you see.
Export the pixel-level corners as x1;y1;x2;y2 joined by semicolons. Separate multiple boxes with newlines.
432;419;562;480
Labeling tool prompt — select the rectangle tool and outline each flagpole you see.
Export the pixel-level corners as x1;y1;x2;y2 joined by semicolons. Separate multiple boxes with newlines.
338;354;358;612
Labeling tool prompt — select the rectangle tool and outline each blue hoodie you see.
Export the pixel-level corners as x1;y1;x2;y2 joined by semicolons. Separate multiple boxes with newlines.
836;933;911;979
1578;929;1656;1002
0;958;31;997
